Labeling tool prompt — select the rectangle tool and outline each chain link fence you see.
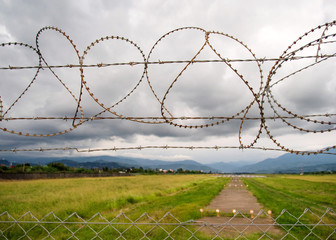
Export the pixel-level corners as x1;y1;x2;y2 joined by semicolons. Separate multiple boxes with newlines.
1;208;335;239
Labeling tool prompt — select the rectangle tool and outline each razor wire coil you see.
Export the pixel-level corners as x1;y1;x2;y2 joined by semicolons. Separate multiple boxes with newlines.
0;21;336;155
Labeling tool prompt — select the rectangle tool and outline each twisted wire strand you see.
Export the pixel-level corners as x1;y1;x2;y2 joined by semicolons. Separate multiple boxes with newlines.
0;21;335;155
0;42;42;118
145;27;210;123
263;21;336;154
1;114;334;121
80;33;149;124
37;27;85;129
0;145;334;155
2;54;336;71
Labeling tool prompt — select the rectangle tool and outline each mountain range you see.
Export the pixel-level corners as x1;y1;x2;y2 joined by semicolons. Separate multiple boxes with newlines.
1;149;336;173
234;149;336;173
0;155;216;172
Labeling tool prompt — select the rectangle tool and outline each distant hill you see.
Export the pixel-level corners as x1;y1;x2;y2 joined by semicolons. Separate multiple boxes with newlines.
50;159;125;169
0;159;10;166
151;160;215;172
1;149;335;173
206;161;252;173
284;163;336;173
235;149;336;173
0;155;217;172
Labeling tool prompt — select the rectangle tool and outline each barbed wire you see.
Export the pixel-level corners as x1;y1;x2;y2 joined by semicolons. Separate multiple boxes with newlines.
1;145;336;155
1;54;336;70
0;21;335;155
1;113;335;121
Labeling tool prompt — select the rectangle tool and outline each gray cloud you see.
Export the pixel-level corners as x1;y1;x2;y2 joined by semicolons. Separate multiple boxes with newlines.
0;0;335;162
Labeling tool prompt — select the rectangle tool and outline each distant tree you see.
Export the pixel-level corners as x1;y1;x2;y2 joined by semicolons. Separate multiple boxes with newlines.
48;162;69;171
102;166;109;172
0;165;9;172
75;168;89;173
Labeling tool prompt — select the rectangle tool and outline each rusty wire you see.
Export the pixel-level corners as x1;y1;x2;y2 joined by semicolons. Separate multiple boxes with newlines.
0;21;335;155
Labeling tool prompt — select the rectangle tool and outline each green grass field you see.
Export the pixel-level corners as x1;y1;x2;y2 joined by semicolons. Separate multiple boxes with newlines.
280;174;336;183
243;174;336;239
0;175;231;239
1;174;335;239
0;175;229;220
243;175;336;213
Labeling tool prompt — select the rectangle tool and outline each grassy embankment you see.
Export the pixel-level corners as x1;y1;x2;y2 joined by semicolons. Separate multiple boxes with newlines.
0;175;229;239
243;174;336;239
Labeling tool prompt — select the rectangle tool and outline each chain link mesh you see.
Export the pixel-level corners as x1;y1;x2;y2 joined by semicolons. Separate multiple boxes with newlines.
1;208;335;239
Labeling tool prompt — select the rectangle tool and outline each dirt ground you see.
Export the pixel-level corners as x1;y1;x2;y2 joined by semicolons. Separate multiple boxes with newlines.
207;177;262;213
198;176;283;238
195;216;282;238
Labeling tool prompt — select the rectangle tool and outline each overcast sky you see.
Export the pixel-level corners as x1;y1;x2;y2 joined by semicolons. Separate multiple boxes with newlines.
0;0;335;163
